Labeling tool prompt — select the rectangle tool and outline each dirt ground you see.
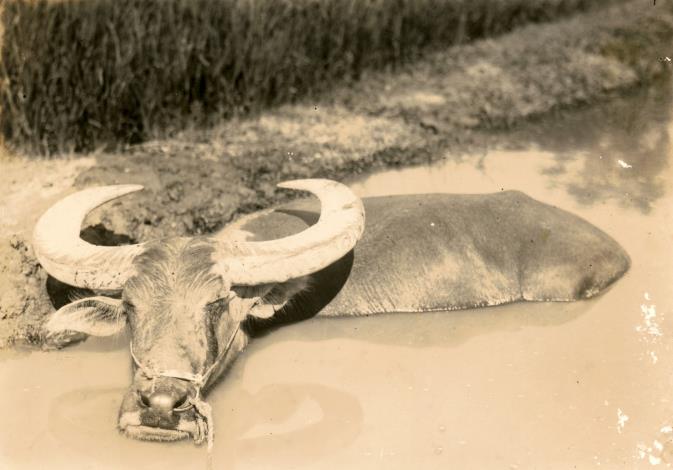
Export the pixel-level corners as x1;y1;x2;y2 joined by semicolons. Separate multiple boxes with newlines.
0;0;671;348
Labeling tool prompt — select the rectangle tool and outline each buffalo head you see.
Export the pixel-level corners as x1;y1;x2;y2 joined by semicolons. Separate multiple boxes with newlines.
33;179;365;447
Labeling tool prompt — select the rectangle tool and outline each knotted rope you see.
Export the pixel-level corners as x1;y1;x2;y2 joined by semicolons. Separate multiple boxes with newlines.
129;324;241;452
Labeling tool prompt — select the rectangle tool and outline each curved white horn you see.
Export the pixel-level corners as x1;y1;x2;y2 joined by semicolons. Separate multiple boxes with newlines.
214;179;365;285
33;185;145;291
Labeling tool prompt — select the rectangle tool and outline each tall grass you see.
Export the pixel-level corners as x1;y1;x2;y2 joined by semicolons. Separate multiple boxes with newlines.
1;0;619;155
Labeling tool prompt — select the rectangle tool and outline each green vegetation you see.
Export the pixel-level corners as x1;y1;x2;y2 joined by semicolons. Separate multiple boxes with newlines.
1;0;619;155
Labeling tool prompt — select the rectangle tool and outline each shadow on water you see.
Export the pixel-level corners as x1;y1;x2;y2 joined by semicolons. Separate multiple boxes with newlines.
502;80;672;213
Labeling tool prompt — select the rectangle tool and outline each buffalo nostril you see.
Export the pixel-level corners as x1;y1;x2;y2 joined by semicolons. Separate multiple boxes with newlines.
139;392;151;408
173;394;188;410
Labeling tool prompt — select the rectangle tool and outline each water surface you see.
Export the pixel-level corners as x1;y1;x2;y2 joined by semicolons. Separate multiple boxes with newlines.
2;83;672;469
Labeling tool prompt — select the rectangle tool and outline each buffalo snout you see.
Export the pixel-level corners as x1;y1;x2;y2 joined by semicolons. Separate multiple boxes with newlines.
136;377;194;416
118;377;203;442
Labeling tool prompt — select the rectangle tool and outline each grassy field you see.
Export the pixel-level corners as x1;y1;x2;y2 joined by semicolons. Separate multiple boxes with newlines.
1;0;620;155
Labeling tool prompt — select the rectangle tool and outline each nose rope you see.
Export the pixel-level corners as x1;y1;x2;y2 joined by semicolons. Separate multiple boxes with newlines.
128;324;241;451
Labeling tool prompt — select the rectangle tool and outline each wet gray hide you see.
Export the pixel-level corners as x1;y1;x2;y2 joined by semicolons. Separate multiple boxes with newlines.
231;191;630;333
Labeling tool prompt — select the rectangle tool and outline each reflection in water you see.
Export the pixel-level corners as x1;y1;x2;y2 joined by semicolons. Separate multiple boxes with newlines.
505;81;672;213
280;300;596;350
47;383;362;469
229;384;362;467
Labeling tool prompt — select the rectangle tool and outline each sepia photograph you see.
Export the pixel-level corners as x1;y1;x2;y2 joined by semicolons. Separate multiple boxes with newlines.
0;0;672;468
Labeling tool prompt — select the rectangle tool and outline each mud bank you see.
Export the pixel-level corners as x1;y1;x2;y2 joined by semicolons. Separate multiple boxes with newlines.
0;0;671;348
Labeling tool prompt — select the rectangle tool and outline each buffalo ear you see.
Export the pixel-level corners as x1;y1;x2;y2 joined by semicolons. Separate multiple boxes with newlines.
230;277;310;321
45;296;127;336
247;301;278;320
228;290;267;323
229;285;279;322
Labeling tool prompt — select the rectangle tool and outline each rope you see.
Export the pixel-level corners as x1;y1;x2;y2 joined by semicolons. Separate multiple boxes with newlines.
191;393;214;451
129;324;241;450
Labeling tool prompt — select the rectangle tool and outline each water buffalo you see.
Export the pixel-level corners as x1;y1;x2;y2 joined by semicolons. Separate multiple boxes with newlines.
34;179;629;448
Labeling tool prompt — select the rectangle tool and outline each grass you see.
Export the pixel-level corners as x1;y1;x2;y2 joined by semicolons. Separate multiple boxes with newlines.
0;0;620;155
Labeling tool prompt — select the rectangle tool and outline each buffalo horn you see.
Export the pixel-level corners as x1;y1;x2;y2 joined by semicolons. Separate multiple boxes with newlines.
214;179;365;285
33;185;145;291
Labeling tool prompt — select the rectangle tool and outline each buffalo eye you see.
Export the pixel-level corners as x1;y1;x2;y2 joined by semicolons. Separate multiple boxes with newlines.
205;298;228;314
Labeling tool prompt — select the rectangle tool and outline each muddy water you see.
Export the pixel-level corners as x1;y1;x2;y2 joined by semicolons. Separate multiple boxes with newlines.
2;84;673;469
